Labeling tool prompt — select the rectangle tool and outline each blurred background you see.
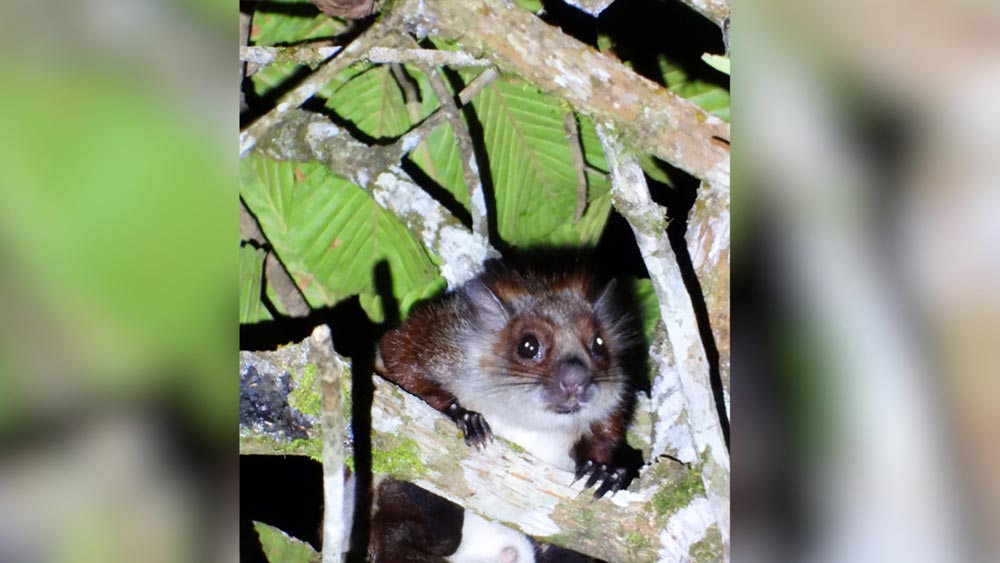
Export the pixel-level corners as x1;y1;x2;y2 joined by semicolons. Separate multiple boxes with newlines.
0;0;997;562
0;0;236;561
734;0;1000;562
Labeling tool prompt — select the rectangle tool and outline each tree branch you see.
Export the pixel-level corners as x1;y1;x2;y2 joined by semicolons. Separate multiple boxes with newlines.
239;338;691;563
368;46;490;67
240;44;343;67
597;122;730;561
256;109;495;288
240;13;401;156
686;180;731;410
671;0;730;29
398;0;730;189
311;325;347;563
562;111;589;223
419;62;489;239
240;199;312;317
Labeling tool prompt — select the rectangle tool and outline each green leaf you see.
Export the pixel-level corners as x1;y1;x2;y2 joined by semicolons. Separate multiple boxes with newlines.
659;55;730;122
405;66;471;213
512;0;544;12
400;276;448;318
407;120;471;212
240;155;442;321
682;87;730;122
637;153;675;187
323;65;412;140
253;521;319;563
250;1;345;46
629;277;661;349
472;80;592;246
701;54;730;76
253;58;370;104
577;114;609;174
240;245;273;323
359;273;447;323
541;173;613;247
251;62;304;100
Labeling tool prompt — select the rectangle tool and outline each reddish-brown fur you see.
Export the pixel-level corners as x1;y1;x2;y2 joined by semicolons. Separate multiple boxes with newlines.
375;266;639;497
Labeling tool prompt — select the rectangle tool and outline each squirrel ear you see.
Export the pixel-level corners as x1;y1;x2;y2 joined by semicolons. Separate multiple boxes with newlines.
593;278;619;313
463;279;510;331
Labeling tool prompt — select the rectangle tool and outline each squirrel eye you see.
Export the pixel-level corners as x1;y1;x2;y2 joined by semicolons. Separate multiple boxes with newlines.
591;335;607;356
517;334;541;360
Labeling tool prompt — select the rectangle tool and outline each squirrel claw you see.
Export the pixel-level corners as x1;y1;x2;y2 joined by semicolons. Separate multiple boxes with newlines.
574;461;626;499
573;460;594;483
448;403;494;449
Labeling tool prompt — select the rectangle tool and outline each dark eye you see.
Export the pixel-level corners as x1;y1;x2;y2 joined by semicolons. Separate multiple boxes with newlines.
517;334;541;360
591;335;607;357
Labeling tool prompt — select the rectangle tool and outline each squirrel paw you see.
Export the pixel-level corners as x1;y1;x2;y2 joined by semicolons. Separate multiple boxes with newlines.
447;403;494;450
573;460;627;499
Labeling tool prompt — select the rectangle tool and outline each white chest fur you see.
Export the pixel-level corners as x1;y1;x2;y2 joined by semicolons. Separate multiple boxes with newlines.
487;418;578;471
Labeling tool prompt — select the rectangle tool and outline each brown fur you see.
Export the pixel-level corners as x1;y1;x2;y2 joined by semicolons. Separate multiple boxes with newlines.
376;266;639;495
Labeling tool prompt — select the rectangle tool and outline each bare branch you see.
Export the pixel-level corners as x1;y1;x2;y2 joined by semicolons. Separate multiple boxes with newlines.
597;122;730;561
672;0;730;29
239;199;265;245
420;63;489;239
561;0;614;16
399;0;730;189
239;44;343;67
240;14;400;156
265;252;312;317
240;11;252;111
367;46;490;67
239;341;681;563
390;63;423;121
686;180;731;410
241;199;312;316
310;325;346;563
562;111;588;223
239;45;489;70
258;109;494;287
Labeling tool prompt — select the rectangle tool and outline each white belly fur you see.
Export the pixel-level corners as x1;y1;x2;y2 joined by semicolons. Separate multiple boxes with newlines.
488;419;578;471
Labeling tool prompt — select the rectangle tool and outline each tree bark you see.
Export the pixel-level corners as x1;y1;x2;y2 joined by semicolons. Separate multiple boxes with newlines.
397;0;730;191
240;337;718;562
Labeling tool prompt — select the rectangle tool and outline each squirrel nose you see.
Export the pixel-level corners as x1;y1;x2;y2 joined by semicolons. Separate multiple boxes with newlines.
555;359;591;396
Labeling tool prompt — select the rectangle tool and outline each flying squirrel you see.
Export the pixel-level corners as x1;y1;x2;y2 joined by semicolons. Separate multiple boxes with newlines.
376;266;641;497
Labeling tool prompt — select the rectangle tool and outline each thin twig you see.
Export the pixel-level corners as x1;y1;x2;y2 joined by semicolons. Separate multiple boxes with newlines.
239;199;265;245
241;200;312;316
389;67;497;160
309;325;347;563
261;109;495;287
239;45;488;75
562;111;588;223
367;47;490;67
265;252;312;317
240;11;253;111
456;67;498;106
420;63;488;239
240;15;399;156
240;44;343;67
390;63;423;122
